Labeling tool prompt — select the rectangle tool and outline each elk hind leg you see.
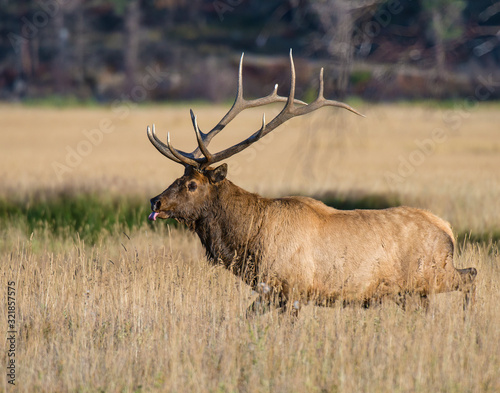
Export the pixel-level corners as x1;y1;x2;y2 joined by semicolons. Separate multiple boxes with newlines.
457;267;477;310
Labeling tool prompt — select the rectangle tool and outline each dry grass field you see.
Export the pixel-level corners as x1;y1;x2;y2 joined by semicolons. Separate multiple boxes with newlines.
1;102;499;392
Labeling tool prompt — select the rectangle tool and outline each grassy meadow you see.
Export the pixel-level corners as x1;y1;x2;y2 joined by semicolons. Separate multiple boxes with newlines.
1;101;499;392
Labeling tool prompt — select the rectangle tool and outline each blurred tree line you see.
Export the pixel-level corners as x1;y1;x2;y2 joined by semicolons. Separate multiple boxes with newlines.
0;0;499;102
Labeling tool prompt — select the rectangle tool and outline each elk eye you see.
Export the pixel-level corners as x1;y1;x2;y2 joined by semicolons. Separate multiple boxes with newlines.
187;181;197;192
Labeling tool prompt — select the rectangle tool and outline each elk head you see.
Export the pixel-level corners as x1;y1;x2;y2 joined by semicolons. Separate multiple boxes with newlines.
148;164;228;222
147;50;363;223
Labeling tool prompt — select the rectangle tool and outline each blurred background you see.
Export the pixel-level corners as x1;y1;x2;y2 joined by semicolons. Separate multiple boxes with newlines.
1;0;500;103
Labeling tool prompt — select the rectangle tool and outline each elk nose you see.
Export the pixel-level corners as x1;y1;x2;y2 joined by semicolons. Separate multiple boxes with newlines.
150;198;161;211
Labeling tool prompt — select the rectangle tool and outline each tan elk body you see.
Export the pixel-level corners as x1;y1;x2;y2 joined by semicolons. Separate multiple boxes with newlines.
147;52;476;312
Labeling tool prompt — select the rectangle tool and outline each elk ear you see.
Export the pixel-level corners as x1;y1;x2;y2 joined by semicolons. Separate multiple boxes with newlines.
207;164;227;183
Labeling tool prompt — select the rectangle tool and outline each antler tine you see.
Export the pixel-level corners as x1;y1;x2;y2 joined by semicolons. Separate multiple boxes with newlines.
165;132;200;167
294;98;365;117
318;67;324;99
290;66;365;118
147;124;184;164
236;52;244;101
191;110;213;162
259;113;266;136
286;48;296;110
194;52;246;149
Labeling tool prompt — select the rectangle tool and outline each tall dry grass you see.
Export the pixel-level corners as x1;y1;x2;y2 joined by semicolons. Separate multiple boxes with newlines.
1;102;499;392
0;225;499;392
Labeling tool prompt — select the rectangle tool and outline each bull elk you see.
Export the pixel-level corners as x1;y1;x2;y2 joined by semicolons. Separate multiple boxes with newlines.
147;51;477;314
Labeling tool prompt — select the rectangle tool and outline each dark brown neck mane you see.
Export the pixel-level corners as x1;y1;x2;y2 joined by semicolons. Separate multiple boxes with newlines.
191;180;269;281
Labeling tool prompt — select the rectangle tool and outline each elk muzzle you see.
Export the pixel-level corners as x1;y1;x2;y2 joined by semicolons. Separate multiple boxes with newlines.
149;196;162;221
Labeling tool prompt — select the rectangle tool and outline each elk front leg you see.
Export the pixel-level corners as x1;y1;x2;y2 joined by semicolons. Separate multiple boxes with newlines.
246;282;288;318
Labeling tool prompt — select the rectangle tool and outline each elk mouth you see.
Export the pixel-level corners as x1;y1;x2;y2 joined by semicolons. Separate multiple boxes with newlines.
149;197;172;221
148;210;170;221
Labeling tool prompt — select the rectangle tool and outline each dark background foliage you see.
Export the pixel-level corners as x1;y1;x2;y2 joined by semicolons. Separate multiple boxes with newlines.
1;0;499;102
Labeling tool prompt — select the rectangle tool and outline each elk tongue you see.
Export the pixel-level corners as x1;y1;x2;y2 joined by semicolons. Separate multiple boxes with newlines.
148;212;159;221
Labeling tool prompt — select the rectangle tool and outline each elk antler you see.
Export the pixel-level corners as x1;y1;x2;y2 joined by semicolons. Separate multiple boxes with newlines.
147;50;364;169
